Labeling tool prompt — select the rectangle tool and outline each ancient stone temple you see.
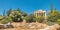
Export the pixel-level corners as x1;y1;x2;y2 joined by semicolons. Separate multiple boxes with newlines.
34;9;46;18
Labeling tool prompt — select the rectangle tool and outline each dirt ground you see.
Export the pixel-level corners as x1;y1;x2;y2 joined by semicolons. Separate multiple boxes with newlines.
0;22;59;30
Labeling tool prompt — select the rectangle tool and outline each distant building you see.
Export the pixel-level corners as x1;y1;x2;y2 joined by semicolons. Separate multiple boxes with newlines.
34;9;46;17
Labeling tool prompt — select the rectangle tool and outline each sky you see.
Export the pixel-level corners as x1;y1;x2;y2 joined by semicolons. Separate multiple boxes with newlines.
0;0;60;15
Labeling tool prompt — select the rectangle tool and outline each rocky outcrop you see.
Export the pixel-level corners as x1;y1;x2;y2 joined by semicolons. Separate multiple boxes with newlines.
0;22;13;29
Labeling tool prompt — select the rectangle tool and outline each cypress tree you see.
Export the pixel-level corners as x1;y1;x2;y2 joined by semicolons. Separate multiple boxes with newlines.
3;10;5;16
50;4;53;13
7;8;12;16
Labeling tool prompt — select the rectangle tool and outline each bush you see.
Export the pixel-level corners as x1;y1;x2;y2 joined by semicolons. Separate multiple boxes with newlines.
57;19;60;25
47;21;55;26
0;16;13;24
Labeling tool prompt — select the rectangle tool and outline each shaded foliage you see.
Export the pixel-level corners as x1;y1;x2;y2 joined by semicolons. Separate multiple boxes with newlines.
26;14;35;23
47;9;60;25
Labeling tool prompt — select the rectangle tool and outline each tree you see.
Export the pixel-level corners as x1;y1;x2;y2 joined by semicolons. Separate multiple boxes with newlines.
7;8;12;16
7;9;22;22
21;12;27;17
7;8;27;22
17;8;21;12
3;10;5;16
11;10;22;22
47;9;60;23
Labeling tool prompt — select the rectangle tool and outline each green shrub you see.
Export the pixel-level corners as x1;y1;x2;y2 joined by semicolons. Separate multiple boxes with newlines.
0;16;13;24
57;19;60;25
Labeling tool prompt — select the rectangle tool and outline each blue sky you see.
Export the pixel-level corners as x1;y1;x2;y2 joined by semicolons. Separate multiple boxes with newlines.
0;0;60;15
